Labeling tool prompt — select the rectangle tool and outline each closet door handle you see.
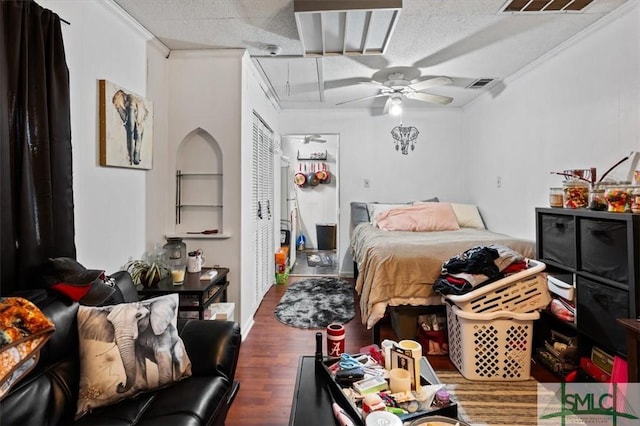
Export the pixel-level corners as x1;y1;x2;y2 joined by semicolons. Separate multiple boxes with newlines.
257;201;262;219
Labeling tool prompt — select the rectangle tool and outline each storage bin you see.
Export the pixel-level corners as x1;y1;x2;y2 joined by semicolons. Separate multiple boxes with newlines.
546;274;574;301
576;276;628;356
579;219;628;284
316;223;337;250
446;303;538;381
539;214;576;268
443;259;550;314
206;302;235;321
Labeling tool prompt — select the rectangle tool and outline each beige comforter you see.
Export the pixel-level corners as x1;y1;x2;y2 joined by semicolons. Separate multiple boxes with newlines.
351;223;535;329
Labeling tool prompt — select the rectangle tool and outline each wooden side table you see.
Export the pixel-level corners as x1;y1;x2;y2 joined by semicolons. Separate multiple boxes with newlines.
138;267;229;320
617;318;640;383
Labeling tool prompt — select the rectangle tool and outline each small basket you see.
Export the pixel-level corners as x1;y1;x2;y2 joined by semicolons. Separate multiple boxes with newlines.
443;259;550;314
446;303;538;381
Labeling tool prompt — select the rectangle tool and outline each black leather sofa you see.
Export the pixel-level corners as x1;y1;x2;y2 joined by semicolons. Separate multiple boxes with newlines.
1;271;241;426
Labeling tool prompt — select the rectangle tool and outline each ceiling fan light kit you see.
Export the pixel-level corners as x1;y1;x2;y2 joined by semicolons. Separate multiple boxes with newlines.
388;96;402;116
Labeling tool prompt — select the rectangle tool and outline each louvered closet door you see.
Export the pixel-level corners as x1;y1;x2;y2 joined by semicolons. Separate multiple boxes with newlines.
252;113;275;306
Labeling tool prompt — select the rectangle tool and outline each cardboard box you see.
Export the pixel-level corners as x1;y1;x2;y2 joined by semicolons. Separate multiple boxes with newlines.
207;302;235;321
580;357;611;383
591;346;614;375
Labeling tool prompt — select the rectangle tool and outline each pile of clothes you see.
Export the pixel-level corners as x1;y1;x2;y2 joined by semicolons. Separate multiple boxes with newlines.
433;244;528;296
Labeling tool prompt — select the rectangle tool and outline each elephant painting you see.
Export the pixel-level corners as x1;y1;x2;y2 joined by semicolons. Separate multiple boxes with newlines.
391;125;420;155
77;294;191;398
112;89;149;166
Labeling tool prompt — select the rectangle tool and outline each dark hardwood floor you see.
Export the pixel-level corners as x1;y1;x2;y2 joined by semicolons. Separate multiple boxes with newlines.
226;276;556;425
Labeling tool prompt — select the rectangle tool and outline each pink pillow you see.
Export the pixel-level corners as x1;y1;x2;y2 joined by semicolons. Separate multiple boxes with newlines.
376;202;460;232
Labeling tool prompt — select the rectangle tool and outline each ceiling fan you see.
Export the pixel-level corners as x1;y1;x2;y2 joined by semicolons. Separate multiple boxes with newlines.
285;134;327;143
336;73;454;113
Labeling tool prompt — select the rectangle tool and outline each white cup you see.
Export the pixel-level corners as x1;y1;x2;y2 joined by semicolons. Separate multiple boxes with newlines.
381;339;396;371
187;252;206;273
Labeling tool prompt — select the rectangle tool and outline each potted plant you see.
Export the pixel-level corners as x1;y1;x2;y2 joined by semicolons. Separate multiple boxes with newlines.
124;259;171;288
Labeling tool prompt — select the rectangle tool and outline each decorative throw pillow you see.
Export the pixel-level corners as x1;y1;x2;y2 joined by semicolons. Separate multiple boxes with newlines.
450;203;486;229
367;203;408;227
76;294;192;418
376;202;460;232
0;297;56;400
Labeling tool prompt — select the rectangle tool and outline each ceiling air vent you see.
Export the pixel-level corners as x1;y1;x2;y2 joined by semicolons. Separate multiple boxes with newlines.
466;78;495;89
501;0;594;13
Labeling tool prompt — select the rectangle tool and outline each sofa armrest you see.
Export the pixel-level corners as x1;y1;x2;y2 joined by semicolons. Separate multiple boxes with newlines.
178;319;241;381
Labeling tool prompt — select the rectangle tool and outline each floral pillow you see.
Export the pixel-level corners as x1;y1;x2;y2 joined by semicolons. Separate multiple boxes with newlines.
0;297;56;400
76;294;192;418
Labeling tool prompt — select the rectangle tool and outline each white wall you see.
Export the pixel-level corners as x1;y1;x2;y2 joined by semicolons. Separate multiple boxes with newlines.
42;0;155;272
463;2;640;241
279;108;466;275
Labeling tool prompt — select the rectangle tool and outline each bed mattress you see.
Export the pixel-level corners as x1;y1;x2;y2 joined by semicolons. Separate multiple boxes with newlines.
351;223;535;329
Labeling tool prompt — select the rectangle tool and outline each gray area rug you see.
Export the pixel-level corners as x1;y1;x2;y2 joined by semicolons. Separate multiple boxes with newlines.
274;277;355;329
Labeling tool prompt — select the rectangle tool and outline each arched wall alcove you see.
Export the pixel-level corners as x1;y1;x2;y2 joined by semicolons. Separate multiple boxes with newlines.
174;128;224;235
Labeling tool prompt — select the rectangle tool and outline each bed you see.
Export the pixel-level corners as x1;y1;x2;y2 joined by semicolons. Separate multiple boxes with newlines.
350;201;536;336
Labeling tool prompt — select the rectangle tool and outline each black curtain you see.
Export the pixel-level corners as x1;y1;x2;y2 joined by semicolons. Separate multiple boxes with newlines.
1;0;75;295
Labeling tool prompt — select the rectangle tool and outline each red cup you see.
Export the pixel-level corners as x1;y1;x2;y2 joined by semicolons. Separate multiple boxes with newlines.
326;323;345;358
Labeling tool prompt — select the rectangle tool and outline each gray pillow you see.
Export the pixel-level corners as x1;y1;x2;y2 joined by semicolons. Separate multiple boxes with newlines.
350;202;370;226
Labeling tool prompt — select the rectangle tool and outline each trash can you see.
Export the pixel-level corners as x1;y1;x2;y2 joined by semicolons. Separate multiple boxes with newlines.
316;223;337;250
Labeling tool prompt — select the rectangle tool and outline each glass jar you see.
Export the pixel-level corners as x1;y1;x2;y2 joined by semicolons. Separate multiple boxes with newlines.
631;186;640;214
562;180;589;209
604;185;630;213
549;188;563;208
163;237;187;268
588;186;607;211
433;389;451;408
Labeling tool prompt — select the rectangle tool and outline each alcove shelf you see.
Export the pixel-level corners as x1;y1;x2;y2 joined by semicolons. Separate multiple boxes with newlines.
174;128;224;234
175;170;223;225
296;150;327;161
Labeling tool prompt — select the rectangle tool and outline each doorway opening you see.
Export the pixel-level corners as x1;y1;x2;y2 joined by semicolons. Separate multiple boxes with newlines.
280;134;339;277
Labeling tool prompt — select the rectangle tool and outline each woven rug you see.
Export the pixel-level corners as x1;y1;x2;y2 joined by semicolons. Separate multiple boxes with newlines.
437;370;547;426
274;277;354;329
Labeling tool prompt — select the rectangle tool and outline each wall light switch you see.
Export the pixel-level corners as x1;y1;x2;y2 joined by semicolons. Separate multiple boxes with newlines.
364;179;370;188
496;176;502;188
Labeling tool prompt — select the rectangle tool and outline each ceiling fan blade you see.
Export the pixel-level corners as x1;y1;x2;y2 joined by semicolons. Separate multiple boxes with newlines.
324;77;372;90
336;92;388;106
409;76;453;92
408;92;453;105
358;80;386;88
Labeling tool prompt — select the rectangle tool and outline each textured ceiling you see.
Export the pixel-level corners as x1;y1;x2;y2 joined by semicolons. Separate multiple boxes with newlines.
113;0;629;111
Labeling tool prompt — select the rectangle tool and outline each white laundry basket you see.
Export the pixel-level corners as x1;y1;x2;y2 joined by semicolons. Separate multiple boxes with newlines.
444;259;550;314
446;303;539;381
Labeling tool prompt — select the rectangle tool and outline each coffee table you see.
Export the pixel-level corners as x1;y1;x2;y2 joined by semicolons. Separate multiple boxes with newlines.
289;356;458;426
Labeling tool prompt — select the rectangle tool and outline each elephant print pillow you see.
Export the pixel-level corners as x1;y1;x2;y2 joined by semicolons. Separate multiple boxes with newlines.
75;294;192;418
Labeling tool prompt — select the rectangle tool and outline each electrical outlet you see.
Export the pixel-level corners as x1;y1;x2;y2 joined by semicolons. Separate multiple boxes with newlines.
496;176;502;188
364;179;370;188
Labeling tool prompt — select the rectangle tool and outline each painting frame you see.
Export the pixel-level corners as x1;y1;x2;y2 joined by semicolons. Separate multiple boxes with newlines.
390;347;416;389
99;79;153;170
